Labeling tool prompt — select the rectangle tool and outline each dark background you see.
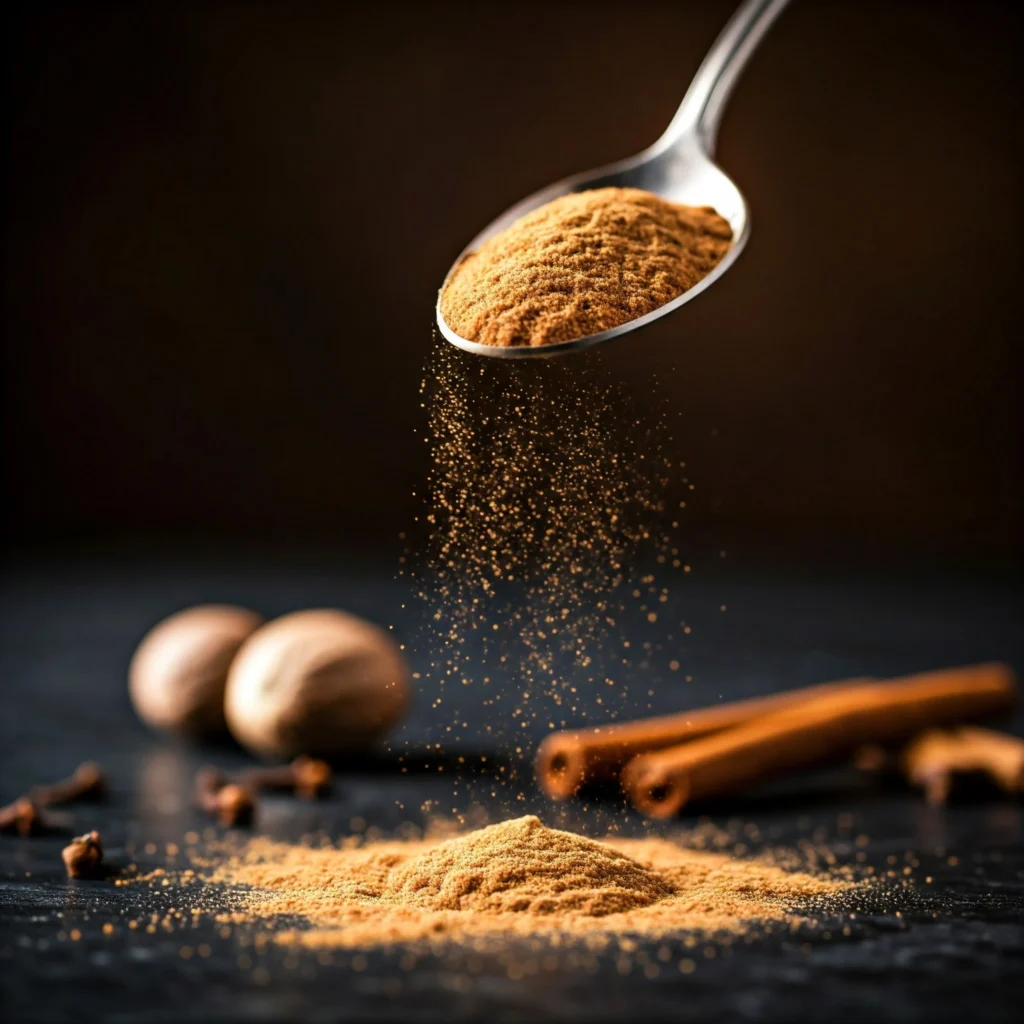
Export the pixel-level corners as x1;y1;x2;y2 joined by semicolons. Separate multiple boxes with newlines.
2;0;1021;570
2;8;1024;1018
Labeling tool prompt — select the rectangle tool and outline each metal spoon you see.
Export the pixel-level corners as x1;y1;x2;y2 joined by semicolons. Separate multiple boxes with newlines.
436;0;791;359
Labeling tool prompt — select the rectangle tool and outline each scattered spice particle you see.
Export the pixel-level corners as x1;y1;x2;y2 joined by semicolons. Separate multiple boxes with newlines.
403;342;696;782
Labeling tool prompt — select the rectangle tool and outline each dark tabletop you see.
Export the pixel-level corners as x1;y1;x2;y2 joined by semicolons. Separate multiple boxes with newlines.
1;554;1022;1024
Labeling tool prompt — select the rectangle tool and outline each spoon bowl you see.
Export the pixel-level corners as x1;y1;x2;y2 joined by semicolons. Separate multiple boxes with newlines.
436;0;790;359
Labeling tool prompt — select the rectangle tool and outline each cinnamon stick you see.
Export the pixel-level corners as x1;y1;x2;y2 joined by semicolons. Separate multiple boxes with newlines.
622;663;1016;818
536;677;872;799
901;726;1024;806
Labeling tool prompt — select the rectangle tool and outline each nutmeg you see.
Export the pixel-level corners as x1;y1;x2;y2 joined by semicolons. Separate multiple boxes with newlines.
224;609;410;760
129;605;264;739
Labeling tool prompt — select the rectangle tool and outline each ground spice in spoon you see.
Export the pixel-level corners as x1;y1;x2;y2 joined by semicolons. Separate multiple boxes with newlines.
440;187;733;348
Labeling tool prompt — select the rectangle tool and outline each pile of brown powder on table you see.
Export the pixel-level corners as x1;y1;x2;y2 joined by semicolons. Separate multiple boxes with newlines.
198;816;860;951
440;187;733;348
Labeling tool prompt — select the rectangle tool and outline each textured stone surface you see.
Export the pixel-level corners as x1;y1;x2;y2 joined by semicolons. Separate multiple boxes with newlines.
1;555;1021;1022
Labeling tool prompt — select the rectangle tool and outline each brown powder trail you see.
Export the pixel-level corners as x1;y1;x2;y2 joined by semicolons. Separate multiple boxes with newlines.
401;342;696;767
198;816;862;951
441;187;732;348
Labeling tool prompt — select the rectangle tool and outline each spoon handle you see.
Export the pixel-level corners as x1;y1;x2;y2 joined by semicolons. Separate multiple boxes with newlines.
659;0;791;157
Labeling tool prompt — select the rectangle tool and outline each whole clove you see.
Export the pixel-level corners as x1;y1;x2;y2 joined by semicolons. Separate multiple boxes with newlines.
195;768;256;828
244;756;333;800
2;762;107;839
32;762;107;807
62;830;105;879
0;798;44;837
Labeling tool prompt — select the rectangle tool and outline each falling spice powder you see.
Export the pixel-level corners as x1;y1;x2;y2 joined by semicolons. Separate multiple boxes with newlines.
189;816;861;951
440;187;733;348
402;344;691;761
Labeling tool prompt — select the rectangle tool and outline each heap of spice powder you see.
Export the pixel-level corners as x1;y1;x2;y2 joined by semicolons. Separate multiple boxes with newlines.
188;816;863;951
440;187;733;348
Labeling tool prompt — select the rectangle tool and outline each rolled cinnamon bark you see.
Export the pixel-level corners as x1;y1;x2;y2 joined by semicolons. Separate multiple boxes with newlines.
536;677;872;799
622;663;1016;818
